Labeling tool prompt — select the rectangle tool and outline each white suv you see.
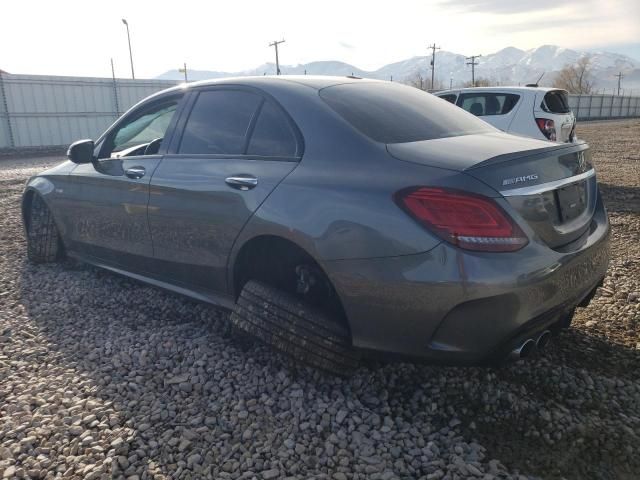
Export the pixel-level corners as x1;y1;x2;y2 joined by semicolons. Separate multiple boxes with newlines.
435;87;576;143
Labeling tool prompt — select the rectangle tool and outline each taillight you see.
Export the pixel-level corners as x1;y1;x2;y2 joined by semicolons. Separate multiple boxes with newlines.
535;118;556;141
394;187;528;252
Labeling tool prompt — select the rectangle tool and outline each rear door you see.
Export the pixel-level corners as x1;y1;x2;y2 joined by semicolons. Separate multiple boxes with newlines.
457;91;521;131
62;94;183;271
147;86;302;294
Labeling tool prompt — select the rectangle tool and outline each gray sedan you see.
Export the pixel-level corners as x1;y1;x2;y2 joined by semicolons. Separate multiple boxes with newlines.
22;76;610;375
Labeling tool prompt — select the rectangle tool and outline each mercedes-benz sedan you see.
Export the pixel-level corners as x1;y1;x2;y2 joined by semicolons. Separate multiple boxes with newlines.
22;76;609;375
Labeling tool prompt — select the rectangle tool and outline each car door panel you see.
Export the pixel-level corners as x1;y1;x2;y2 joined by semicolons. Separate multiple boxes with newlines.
147;157;298;292
146;86;303;295
63;156;162;271
56;93;185;272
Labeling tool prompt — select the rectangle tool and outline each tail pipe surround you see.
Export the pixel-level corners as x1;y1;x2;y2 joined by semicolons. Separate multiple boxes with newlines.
509;339;536;360
509;329;552;360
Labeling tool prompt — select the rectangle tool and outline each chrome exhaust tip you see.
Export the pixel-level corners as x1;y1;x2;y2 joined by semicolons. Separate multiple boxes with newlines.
509;339;536;360
536;330;552;350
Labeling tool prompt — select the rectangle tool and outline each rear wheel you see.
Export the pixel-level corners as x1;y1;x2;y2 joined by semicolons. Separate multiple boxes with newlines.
26;194;62;264
231;280;360;376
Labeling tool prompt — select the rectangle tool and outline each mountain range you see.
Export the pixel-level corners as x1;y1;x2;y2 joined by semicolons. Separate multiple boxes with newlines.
156;45;640;93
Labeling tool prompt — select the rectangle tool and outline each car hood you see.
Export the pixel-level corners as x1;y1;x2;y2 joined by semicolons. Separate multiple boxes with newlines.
386;131;558;171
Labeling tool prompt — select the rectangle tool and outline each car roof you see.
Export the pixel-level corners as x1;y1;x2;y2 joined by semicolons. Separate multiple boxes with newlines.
141;75;388;108
183;75;380;91
436;86;566;95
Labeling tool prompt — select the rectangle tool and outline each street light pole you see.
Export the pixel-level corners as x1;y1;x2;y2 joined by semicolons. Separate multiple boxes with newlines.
121;18;135;79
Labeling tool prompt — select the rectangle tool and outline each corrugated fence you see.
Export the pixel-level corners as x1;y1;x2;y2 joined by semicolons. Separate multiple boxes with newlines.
1;73;639;150
568;94;640;121
0;73;179;150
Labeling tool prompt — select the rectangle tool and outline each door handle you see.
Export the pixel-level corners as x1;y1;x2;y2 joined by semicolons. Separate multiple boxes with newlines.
125;166;146;179
225;176;258;190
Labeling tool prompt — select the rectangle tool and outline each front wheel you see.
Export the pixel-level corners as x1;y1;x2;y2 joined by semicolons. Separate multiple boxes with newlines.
26;194;63;264
230;280;360;376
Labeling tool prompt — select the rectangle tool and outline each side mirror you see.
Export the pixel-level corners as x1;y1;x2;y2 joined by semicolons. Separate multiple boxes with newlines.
67;139;94;164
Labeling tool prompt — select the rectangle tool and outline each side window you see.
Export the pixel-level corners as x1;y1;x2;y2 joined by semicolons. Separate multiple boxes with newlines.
458;93;520;117
247;101;298;157
179;90;261;154
439;94;457;104
102;99;180;159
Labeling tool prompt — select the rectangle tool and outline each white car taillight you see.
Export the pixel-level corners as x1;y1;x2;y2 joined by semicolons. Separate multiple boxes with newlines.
535;118;556;141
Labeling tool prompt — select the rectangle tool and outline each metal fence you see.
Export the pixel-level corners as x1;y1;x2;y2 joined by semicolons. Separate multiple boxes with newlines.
0;73;179;150
568;94;640;121
1;73;639;150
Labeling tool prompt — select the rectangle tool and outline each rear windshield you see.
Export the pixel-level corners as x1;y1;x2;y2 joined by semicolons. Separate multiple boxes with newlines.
542;90;571;114
319;82;493;144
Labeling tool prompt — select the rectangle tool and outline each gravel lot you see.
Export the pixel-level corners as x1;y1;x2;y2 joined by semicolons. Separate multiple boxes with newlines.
1;120;639;480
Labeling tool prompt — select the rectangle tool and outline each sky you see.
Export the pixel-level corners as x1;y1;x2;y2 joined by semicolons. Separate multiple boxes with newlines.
1;0;639;78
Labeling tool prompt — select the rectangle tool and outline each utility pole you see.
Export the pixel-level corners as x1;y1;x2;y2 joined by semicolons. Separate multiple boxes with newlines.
121;19;135;79
428;43;441;90
269;39;285;75
179;62;188;83
615;72;624;96
466;54;481;87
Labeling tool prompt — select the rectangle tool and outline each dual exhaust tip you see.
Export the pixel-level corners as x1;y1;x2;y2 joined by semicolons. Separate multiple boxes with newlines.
509;330;551;360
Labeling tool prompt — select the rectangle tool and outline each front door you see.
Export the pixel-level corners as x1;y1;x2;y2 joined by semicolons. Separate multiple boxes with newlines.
147;87;302;295
61;94;183;272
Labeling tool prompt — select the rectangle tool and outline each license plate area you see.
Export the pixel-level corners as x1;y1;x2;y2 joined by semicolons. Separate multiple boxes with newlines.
556;181;587;222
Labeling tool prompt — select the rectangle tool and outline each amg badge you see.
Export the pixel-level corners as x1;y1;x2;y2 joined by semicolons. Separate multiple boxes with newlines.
502;174;539;186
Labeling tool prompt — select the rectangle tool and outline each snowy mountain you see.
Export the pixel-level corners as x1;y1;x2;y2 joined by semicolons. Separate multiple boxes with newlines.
156;45;640;92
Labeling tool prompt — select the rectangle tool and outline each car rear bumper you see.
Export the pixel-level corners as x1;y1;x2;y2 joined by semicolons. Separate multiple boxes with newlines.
325;196;610;363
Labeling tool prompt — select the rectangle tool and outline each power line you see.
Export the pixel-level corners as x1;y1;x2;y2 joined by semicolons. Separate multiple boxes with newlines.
269;39;286;75
466;54;482;87
615;72;624;96
428;43;441;90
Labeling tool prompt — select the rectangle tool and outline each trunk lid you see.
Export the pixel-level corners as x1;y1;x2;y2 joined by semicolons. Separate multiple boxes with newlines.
387;133;596;249
534;89;576;143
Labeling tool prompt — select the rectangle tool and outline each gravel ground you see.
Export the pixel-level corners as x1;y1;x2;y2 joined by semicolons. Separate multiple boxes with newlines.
1;120;639;480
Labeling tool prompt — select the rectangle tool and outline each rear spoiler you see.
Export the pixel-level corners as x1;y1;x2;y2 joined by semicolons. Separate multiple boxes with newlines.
465;140;589;171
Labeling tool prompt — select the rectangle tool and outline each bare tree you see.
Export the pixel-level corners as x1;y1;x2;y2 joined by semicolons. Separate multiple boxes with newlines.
404;71;447;91
554;57;595;94
463;77;492;87
404;71;428;90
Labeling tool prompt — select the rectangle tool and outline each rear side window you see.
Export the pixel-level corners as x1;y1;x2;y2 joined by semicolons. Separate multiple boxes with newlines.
247;101;298;157
439;94;457;104
542;90;571;113
458;93;520;116
179;90;261;154
320;82;492;144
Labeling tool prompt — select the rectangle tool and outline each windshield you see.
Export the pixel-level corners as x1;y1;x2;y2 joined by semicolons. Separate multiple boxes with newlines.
320;82;494;144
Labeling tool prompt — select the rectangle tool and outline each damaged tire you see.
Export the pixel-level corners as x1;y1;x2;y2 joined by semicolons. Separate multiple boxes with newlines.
231;280;360;376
